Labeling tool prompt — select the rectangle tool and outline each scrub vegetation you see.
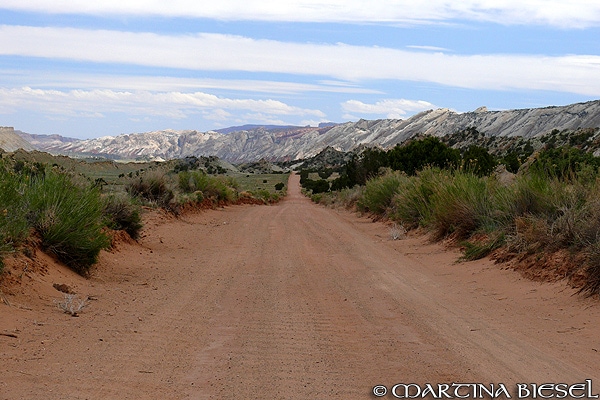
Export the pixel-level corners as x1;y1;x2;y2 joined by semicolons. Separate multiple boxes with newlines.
306;133;600;297
0;152;288;275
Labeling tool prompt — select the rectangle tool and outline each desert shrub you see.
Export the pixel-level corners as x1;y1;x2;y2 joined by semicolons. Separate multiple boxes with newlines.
0;166;30;271
126;171;174;209
462;145;497;176
311;185;364;209
177;170;193;193
302;178;330;194
570;187;600;246
461;233;506;261
390;167;449;229
581;242;600;296
531;146;600;180
205;177;237;202
250;189;277;203
387;137;461;175
496;173;556;222
178;170;238;203
103;193;143;239
275;182;285;191
358;170;407;215
507;178;600;252
428;171;495;240
0;166;29;242
335;185;364;208
27;171;110;274
310;192;325;205
311;189;353;207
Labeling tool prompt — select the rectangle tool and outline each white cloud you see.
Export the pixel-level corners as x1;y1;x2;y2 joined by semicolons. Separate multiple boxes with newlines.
1;26;599;96
1;1;599;28
342;99;435;119
406;45;452;52
1;70;381;95
0;87;326;120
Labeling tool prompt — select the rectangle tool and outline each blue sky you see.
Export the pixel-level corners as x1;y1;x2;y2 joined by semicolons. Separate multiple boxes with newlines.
0;1;599;139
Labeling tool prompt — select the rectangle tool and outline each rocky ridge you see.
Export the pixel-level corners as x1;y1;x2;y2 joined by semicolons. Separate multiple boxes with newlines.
0;127;35;152
18;100;600;163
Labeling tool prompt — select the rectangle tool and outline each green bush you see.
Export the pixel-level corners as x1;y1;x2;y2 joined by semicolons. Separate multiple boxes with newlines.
0;166;29;241
581;242;600;296
462;145;497;176
177;170;194;193
250;189;280;203
126;171;174;209
461;233;505;261
27;171;110;274
103;193;143;239
428;172;495;240
494;174;556;226
358;171;407;215
390;167;448;228
531;146;600;180
301;178;330;194
388;137;461;175
178;170;238;203
311;185;364;209
0;165;30;271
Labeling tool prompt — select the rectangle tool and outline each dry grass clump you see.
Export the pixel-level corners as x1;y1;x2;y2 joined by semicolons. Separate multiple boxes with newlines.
126;170;175;209
310;186;364;209
55;293;87;316
389;223;406;240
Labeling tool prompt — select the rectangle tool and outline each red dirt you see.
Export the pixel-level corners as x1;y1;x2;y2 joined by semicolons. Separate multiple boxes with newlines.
1;173;600;399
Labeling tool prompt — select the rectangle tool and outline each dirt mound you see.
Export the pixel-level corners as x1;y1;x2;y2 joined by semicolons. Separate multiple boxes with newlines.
0;248;91;309
492;248;590;290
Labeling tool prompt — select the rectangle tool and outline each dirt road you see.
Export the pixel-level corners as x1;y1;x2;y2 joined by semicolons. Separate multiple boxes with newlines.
2;173;600;399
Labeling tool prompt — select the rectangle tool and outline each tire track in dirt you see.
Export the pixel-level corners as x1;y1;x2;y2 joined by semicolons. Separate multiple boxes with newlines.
2;173;600;399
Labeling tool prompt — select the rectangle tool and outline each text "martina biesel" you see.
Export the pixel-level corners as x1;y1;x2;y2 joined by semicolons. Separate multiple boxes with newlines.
373;380;598;399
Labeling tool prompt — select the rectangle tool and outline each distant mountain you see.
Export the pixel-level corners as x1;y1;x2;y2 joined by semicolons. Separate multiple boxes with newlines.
0;127;35;152
18;100;600;162
215;124;305;134
16;130;78;147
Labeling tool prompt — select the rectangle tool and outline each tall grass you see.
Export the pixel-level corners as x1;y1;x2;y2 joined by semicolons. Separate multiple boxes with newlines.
0;162;111;275
0;165;29;271
357;170;407;216
310;185;364;209
428;172;496;240
103;193;143;240
177;170;238;203
27;171;110;274
126;170;174;209
390;167;450;229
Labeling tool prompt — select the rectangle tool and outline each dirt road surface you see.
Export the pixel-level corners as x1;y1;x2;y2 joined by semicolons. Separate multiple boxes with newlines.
2;173;600;399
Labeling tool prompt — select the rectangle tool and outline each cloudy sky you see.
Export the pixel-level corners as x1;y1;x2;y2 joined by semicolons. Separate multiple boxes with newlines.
1;1;599;139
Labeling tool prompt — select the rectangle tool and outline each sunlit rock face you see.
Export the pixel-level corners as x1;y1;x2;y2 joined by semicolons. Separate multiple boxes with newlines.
22;100;600;162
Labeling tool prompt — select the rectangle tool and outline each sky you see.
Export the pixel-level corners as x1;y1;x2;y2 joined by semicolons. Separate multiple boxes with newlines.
0;1;599;139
